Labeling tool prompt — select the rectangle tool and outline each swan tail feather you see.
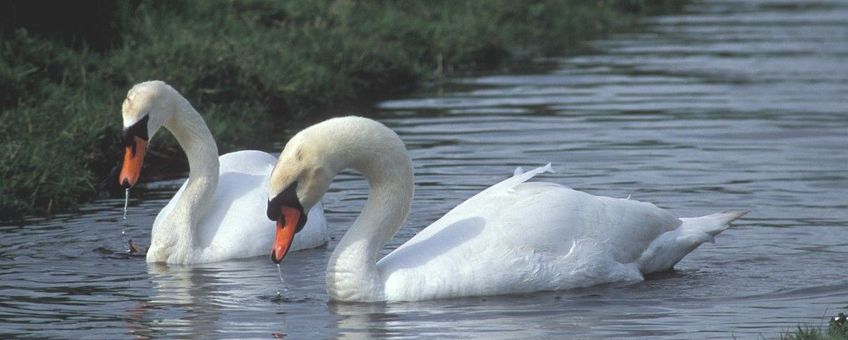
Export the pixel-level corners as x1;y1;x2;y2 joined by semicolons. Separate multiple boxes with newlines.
637;210;747;274
680;210;748;238
493;163;553;193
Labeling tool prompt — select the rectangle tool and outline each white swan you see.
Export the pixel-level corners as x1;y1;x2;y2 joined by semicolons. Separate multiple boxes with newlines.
118;81;328;264
267;116;746;302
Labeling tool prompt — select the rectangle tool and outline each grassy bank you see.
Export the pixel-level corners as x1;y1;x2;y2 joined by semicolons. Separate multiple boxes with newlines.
781;312;848;340
0;0;681;221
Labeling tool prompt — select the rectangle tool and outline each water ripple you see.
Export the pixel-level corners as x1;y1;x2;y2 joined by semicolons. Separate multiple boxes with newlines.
2;0;847;338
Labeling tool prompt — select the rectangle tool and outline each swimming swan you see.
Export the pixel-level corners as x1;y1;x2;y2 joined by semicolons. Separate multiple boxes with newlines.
267;116;746;302
118;81;328;264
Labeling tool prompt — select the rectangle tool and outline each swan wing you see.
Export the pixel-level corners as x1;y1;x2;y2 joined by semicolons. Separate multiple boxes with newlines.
378;164;692;301
196;151;277;261
205;151;328;259
151;151;327;263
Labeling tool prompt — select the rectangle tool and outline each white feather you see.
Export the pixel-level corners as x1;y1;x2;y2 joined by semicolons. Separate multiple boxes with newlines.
271;116;746;302
124;81;328;264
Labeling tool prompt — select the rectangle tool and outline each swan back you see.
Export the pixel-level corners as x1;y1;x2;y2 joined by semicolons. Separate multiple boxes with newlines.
376;165;683;301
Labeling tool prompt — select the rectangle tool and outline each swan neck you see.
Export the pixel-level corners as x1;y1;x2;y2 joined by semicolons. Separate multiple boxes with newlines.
326;130;414;302
162;95;219;244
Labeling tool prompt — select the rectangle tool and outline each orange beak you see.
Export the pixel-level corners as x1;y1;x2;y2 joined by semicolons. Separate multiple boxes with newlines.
271;206;302;264
119;136;147;188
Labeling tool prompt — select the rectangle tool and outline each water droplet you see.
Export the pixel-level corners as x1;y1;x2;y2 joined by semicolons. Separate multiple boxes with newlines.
121;188;132;250
276;264;289;293
123;188;130;220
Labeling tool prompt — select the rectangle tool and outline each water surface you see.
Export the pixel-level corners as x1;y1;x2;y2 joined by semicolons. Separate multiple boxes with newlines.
2;0;847;338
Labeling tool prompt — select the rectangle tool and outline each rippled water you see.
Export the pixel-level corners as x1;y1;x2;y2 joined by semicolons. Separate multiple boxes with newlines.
3;0;847;338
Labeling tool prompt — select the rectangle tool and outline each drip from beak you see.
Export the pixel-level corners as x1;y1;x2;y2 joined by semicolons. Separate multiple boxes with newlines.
119;136;148;188
271;206;302;264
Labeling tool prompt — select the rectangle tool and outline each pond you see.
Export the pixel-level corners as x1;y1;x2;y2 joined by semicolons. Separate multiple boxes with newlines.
2;0;847;338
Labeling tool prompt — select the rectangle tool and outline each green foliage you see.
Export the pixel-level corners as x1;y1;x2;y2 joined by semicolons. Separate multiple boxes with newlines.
782;312;848;340
0;0;680;220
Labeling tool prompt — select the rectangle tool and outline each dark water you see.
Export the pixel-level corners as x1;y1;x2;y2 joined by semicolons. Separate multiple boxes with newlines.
3;0;847;338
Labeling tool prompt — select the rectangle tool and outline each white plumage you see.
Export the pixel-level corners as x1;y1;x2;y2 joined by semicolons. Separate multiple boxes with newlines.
269;116;745;302
150;150;328;263
379;164;744;300
121;81;328;264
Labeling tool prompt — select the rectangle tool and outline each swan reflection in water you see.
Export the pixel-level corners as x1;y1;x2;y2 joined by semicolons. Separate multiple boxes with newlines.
124;259;300;338
121;254;445;338
118;240;681;338
327;292;606;338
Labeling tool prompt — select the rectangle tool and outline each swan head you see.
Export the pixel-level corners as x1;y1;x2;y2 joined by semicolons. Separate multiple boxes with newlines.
118;81;178;188
267;130;334;263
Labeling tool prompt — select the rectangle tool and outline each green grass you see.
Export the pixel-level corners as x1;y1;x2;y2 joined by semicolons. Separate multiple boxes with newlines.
0;0;682;221
781;313;848;340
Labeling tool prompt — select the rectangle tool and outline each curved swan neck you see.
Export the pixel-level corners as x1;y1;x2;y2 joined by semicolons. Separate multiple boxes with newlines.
162;91;219;244
320;118;414;301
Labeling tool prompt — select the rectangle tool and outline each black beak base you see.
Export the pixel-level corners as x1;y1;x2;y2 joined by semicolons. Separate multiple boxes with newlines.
121;114;150;146
267;182;308;233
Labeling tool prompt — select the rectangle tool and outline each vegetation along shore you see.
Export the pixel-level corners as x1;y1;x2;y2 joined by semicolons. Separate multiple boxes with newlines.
0;0;682;221
781;312;848;340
